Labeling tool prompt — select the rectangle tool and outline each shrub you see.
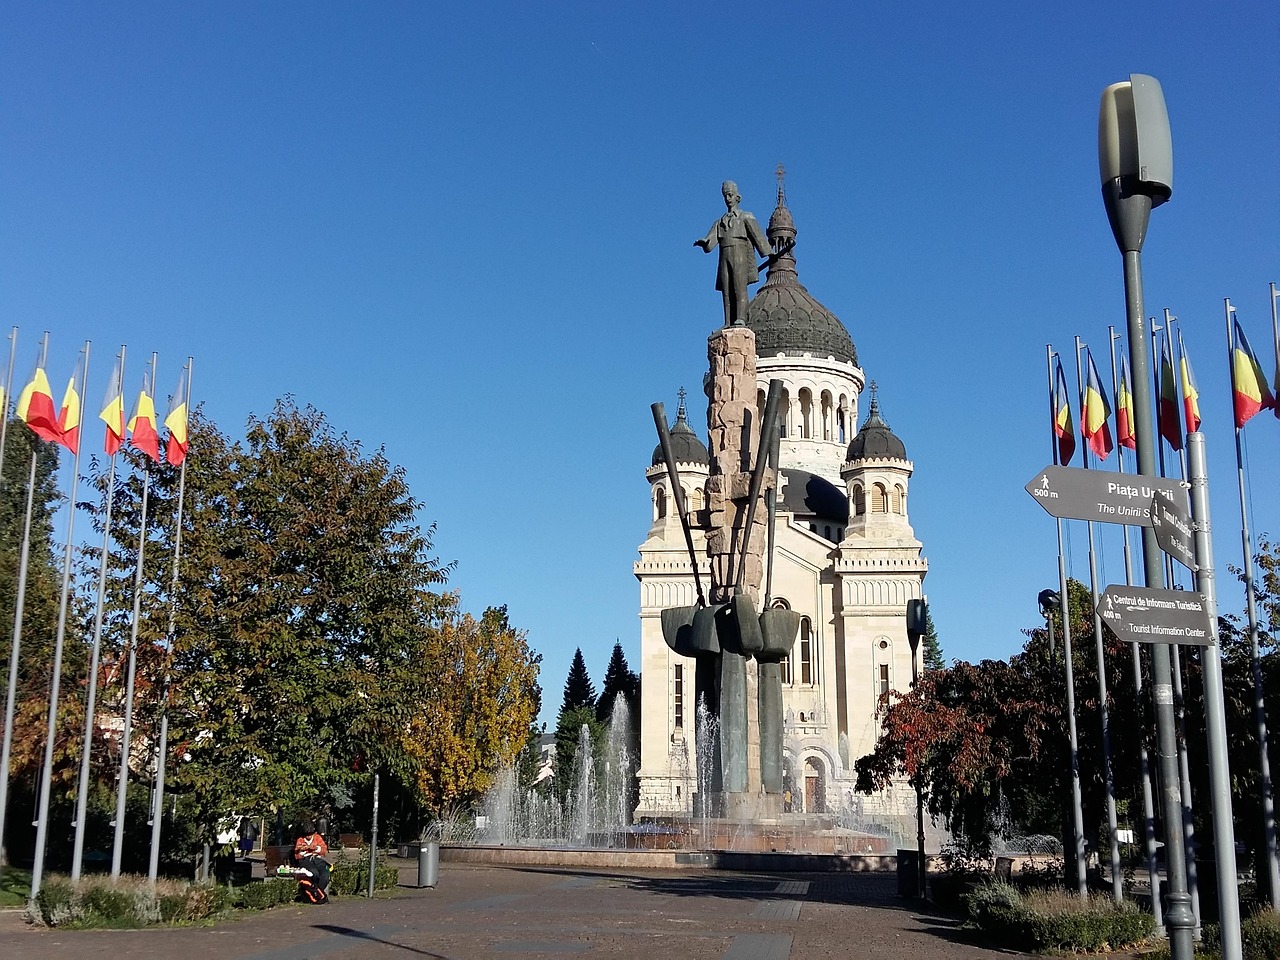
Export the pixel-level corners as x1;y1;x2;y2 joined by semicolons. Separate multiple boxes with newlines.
970;886;1155;952
235;878;297;910
29;875;227;928
329;852;398;895
1243;909;1280;960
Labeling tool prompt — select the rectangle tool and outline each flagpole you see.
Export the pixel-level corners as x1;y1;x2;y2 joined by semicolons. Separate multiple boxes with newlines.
1047;344;1087;898
111;352;158;879
71;345;127;880
0;332;50;867
30;342;92;900
1165;313;1201;932
148;357;192;887
1109;326;1163;928
1186;433;1245;960
0;327;18;489
1225;298;1280;908
1271;283;1280;420
1074;337;1123;903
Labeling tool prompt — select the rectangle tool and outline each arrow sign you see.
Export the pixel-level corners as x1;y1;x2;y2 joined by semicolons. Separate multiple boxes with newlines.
1151;489;1197;572
1097;584;1215;646
1025;465;1188;526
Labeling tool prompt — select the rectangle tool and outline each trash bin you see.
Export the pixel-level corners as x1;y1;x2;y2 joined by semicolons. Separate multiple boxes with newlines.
897;848;920;898
418;841;439;888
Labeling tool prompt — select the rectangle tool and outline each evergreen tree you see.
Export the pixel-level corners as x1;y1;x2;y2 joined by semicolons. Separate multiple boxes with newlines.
552;705;603;804
923;605;944;671
561;648;596;714
596;640;639;724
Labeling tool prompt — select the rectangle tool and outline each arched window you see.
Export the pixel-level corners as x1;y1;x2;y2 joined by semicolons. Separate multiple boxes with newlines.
779;388;791;438
873;483;888;513
894;484;906;514
655;486;667;519
799;617;813;685
852;485;865;516
821;391;834;441
771;598;792;685
799;388;813;439
690;485;704;512
823;525;832;540
837;408;846;444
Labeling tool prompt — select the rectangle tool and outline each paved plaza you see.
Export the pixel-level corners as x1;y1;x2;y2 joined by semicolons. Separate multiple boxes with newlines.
0;863;1027;960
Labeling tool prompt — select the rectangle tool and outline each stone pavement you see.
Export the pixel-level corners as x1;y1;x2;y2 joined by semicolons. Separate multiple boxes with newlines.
0;863;1027;960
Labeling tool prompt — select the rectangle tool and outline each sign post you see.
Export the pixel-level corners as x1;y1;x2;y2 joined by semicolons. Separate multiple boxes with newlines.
1096;585;1214;646
1025;465;1187;526
1151;489;1197;571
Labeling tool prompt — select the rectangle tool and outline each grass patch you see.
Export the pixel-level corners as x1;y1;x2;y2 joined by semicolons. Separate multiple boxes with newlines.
964;881;1155;951
28;874;233;928
0;867;32;907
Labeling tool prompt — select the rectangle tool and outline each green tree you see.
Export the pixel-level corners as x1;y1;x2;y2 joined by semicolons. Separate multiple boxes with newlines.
922;604;945;671
86;402;459;843
595;641;638;724
552;705;603;803
561;648;596;714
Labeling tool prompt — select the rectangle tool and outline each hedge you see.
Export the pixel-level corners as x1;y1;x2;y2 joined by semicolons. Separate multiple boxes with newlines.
965;881;1155;951
31;875;231;928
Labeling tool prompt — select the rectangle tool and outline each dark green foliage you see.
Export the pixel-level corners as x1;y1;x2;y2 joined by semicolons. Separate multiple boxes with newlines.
922;604;944;671
1243;908;1280;960
561;648;596;714
235;878;298;910
596;641;639;724
552;705;603;803
328;852;398;894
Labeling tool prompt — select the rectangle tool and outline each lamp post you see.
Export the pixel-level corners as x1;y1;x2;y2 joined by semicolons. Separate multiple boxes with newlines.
906;597;928;900
1099;74;1194;959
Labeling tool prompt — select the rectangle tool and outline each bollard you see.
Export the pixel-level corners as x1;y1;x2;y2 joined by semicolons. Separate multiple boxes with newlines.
418;841;439;888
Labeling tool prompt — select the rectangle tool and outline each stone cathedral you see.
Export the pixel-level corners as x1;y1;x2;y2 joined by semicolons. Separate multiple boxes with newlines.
634;180;928;824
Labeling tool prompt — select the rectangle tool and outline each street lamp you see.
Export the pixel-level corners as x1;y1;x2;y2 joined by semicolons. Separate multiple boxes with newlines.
1038;589;1060;656
1099;74;1195;960
905;597;928;901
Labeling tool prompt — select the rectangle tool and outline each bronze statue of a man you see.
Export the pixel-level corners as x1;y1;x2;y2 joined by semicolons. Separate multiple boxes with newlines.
695;181;772;327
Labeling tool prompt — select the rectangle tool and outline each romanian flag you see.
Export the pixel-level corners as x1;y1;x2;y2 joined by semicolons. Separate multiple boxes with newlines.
100;355;126;456
1231;317;1276;428
15;361;61;443
54;360;84;454
1080;349;1114;460
1053;357;1076;466
163;366;189;466
1158;331;1183;451
1177;331;1201;434
1116;354;1136;450
127;373;162;463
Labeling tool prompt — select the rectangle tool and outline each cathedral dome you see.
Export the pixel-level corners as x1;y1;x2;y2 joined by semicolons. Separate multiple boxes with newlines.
779;468;848;522
651;393;709;467
847;390;906;461
745;178;858;366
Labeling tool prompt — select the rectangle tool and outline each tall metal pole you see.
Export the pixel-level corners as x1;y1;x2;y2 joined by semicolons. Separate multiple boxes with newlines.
1225;298;1280;908
0;327;18;488
1186;432;1243;960
31;341;91;901
1108;326;1163;926
1046;345;1087;897
148;358;193;886
1074;338;1124;902
367;772;380;898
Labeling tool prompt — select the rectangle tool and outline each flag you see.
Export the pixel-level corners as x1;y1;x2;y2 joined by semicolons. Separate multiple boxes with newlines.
1116;354;1136;450
1231;317;1276;428
1080;349;1114;460
127;373;161;463
1158;331;1183;451
163;366;189;466
1053;357;1076;466
55;361;84;454
15;361;61;443
1177;331;1201;434
100;355;126;456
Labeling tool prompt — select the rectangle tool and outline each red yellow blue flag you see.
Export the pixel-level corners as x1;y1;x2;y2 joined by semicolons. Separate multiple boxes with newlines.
1053;357;1076;466
1080;349;1114;460
1231;317;1276;429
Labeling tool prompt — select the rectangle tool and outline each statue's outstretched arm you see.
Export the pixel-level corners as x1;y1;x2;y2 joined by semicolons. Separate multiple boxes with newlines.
695;222;720;251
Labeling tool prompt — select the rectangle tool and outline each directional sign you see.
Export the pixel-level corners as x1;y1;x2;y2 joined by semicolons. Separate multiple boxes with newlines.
1025;465;1188;526
1097;584;1215;646
1151;489;1197;572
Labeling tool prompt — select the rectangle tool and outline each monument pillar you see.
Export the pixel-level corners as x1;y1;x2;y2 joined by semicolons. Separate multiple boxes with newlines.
705;326;771;814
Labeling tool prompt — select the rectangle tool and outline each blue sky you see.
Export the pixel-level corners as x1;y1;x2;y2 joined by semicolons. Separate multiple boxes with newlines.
3;2;1278;725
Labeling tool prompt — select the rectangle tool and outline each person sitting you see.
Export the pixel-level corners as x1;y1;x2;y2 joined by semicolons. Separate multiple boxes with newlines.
293;819;331;902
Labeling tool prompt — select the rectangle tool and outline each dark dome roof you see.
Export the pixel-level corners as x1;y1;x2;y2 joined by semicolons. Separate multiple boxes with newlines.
778;468;848;523
847;392;907;461
651;394;709;467
744;182;858;366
